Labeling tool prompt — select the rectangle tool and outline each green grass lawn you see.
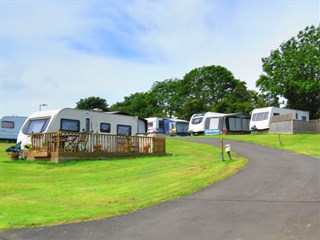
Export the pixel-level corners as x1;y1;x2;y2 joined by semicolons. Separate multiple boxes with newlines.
199;134;320;157
0;140;247;230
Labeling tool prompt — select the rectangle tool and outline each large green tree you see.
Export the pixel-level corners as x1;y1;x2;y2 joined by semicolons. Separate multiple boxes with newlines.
257;25;320;118
179;65;252;119
149;78;183;118
213;82;261;114
108;65;262;120
109;92;157;118
110;79;184;119
76;96;109;111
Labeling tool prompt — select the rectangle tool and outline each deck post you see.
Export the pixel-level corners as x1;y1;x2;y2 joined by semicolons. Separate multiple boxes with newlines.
56;131;60;152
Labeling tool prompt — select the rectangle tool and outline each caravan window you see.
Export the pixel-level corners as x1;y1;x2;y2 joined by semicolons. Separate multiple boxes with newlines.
23;118;50;134
192;117;203;124
252;112;269;121
117;125;132;135
1;121;14;129
61;119;80;132
100;123;111;133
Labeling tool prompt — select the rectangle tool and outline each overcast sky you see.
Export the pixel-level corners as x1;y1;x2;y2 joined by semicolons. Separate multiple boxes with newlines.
1;0;319;117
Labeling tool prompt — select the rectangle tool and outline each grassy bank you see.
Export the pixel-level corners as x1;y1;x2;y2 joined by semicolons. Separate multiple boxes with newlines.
200;134;320;157
0;140;247;230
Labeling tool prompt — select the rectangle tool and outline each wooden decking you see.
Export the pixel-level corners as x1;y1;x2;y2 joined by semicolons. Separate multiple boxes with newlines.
26;132;166;163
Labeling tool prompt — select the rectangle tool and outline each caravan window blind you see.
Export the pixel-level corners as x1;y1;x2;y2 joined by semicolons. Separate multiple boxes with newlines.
252;112;269;121
1;121;14;129
100;123;111;133
61;119;80;132
24;118;50;134
117;125;132;135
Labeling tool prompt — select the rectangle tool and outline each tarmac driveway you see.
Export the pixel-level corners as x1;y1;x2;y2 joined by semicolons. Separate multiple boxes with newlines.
1;138;319;240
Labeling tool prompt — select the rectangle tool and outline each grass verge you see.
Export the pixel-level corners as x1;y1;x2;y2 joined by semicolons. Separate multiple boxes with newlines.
0;140;247;230
199;134;320;157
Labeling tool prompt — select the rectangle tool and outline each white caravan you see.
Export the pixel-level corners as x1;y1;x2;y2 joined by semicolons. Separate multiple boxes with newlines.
0;116;27;142
189;112;224;135
145;117;166;134
188;112;250;135
249;107;309;130
17;108;147;147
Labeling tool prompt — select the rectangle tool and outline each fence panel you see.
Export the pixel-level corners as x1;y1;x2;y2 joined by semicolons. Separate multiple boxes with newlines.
30;132;161;154
271;113;292;122
270;119;320;134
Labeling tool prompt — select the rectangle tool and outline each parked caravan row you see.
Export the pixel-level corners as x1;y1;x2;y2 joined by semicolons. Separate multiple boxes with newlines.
189;107;310;134
145;117;190;136
17;108;147;148
249;107;309;130
0;116;27;142
12;106;311;148
188;112;250;135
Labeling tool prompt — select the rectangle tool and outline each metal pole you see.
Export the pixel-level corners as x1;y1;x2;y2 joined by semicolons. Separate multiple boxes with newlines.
220;137;224;161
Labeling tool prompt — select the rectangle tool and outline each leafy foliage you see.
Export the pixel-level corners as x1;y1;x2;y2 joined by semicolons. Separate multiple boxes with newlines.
103;65;261;120
76;96;109;111
178;65;257;119
257;25;320;118
149;79;183;118
76;26;319;120
109;92;157;118
213;82;261;114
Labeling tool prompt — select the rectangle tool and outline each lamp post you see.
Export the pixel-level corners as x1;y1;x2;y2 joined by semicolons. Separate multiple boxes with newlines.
39;104;47;111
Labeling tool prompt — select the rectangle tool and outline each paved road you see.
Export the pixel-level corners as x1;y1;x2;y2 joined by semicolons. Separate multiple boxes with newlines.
1;138;319;240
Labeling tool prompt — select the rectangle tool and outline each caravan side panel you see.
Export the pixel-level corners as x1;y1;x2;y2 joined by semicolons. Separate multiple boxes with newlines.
138;119;147;134
0;116;27;141
250;107;310;130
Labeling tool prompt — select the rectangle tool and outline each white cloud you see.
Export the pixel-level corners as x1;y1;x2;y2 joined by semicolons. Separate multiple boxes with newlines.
1;0;319;117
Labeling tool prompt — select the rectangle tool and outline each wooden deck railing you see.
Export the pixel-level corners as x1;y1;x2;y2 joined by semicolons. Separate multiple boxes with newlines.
30;132;160;154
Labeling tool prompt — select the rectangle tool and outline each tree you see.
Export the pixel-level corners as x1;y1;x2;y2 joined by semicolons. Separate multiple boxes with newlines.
109;92;157;118
149;79;183;118
213;82;261;114
256;25;320;118
76;97;109;111
179;65;241;119
110;65;261;120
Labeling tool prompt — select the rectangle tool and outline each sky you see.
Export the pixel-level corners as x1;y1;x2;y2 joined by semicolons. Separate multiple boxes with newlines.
1;0;319;117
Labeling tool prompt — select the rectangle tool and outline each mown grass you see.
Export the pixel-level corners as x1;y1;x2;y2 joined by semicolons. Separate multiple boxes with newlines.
0;140;247;230
199;134;320;157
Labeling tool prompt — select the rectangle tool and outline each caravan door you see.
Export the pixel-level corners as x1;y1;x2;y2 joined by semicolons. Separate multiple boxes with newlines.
84;117;91;132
